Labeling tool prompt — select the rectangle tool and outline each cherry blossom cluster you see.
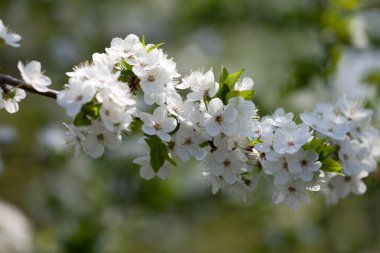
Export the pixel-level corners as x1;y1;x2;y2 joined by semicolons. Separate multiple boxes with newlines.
301;96;380;205
1;18;379;210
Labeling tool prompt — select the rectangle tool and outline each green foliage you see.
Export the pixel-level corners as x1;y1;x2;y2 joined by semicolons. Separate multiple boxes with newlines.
145;135;177;172
303;137;336;161
303;137;342;174
141;34;146;47
249;139;262;146
74;102;102;126
215;66;254;104
320;158;343;174
147;42;165;52
224;68;244;90
226;89;255;101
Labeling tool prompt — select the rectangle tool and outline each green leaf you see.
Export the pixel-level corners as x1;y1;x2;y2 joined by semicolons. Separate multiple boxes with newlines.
215;83;231;104
320;158;343;174
249;139;262;146
145;135;176;172
225;89;255;102
145;136;166;172
237;90;255;100
200;141;209;148
147;42;165;52
303;137;335;161
141;34;146;48
215;66;246;104
74;111;91;126
225;69;244;90
303;137;326;151
73;102;102;127
218;65;229;84
84;103;101;119
225;90;235;101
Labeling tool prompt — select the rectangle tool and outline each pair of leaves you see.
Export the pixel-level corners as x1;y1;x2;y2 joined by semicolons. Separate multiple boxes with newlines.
145;135;176;172
303;137;343;174
215;66;254;104
74;102;102;126
140;34;165;52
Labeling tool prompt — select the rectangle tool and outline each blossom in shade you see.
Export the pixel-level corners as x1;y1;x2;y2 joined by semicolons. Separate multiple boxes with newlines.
0;19;21;47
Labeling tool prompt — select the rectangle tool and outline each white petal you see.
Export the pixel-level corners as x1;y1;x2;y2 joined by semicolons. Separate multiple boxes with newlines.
208;98;224;114
157;166;170;179
274;170;290;185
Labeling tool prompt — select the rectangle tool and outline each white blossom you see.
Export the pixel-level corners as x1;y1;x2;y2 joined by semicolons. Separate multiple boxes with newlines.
83;121;122;158
139;106;177;142
0;19;21;47
105;34;140;62
57;79;97;117
63;123;85;157
208;148;248;184
272;180;310;210
202;98;238;136
272;108;294;128
273;124;312;154
133;156;170;180
174;124;207;161
0;86;26;113
234;77;254;92
287;150;321;182
18;61;51;92
178;69;219;101
262;156;291;186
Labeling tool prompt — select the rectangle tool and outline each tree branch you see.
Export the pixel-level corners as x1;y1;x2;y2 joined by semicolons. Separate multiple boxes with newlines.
0;74;58;100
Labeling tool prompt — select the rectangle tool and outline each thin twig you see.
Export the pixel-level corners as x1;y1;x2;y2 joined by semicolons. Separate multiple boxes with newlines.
0;74;58;100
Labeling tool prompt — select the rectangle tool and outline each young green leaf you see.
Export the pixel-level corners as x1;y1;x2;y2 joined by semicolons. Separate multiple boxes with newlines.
237;90;255;100
141;34;146;48
74;111;91;126
225;69;244;90
83;103;101;119
73;103;102;127
145;136;166;172
320;158;343;174
249;139;262;146
303;137;335;161
145;135;177;172
218;65;229;84
147;42;165;52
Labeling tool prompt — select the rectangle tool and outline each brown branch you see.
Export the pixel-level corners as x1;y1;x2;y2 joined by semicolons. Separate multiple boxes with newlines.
0;74;58;100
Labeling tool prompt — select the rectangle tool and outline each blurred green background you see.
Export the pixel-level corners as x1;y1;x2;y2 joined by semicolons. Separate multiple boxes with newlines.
1;0;380;252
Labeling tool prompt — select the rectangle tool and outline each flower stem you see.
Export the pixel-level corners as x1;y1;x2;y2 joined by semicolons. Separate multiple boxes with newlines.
0;74;58;100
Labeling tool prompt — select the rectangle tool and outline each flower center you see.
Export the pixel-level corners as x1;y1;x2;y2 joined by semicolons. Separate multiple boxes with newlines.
97;134;104;141
344;176;352;182
154;123;162;131
215;115;223;124
147;75;155;82
223;160;231;167
288;187;296;193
